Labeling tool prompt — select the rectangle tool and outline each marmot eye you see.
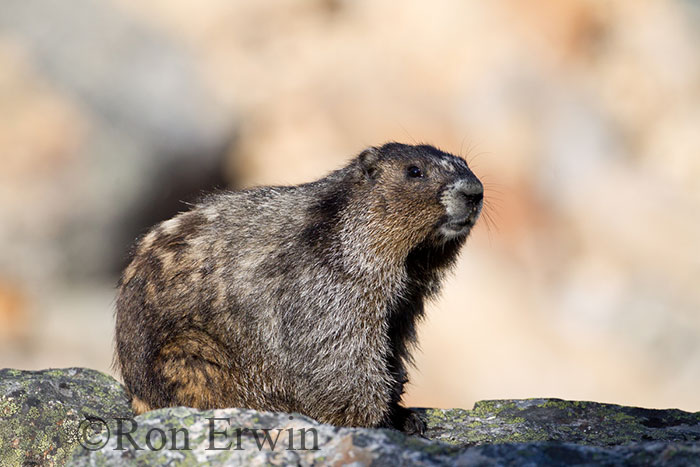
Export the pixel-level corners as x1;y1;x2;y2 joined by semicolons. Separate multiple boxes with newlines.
407;166;423;178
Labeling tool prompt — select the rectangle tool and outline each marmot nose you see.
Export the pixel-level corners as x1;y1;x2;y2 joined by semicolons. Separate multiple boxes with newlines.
459;182;484;206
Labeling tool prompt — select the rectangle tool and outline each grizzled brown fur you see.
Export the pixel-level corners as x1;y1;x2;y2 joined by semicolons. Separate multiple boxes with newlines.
114;142;483;434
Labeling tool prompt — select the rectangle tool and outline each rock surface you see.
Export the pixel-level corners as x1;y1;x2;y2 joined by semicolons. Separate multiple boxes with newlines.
0;368;132;466
1;368;699;466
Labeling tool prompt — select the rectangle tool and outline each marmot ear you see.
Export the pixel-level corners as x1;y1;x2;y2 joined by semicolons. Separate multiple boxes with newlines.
358;147;381;180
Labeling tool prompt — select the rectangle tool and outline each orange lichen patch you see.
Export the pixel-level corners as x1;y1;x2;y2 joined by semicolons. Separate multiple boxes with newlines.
0;279;30;342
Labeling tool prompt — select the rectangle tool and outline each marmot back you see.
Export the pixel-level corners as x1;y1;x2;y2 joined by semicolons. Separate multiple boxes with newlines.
115;142;483;434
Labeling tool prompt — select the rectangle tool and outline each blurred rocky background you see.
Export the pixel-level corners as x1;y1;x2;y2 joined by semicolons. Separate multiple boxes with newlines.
0;0;699;412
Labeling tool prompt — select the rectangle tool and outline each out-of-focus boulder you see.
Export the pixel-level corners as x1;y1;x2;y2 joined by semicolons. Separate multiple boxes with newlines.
0;0;237;283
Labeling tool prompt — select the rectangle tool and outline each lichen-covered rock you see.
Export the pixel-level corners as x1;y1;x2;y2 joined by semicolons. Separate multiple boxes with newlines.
2;368;700;466
68;406;464;466
70;399;700;466
455;440;700;466
421;399;700;447
0;368;132;466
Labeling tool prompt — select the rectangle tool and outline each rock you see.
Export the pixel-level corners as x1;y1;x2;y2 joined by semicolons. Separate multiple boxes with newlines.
69;400;700;466
0;368;132;466
421;399;700;446
2;368;699;466
69;407;462;466
0;0;236;283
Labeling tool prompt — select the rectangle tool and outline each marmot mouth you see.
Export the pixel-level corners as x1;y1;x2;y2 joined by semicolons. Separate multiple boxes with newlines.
445;216;476;231
443;205;482;233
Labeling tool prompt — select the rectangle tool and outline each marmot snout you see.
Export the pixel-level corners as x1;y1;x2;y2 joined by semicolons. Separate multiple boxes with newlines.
115;142;483;434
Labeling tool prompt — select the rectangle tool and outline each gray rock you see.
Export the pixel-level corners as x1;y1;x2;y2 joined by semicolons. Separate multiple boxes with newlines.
0;0;231;157
69;402;700;466
69;407;461;466
0;368;132;466
420;399;700;446
2;368;700;466
0;0;236;282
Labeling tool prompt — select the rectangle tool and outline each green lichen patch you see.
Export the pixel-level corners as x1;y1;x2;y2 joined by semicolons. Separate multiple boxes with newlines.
420;398;700;449
0;368;132;466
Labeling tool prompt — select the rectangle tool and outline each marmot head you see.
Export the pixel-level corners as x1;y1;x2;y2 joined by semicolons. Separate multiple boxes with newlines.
352;142;483;256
